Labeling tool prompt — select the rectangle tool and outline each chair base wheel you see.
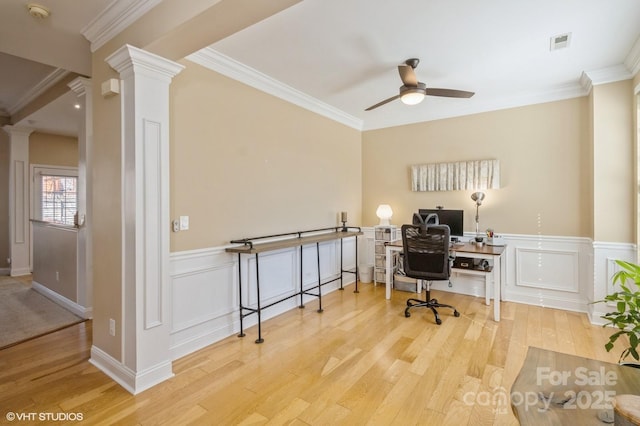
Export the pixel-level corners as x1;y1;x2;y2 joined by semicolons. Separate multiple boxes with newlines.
454;310;460;317
405;310;411;318
435;318;442;325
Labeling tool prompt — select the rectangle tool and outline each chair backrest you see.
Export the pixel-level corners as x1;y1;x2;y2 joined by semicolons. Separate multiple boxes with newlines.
401;224;451;281
412;212;439;226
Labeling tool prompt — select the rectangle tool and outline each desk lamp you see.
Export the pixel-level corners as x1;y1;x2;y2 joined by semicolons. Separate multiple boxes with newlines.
376;204;393;226
471;192;485;240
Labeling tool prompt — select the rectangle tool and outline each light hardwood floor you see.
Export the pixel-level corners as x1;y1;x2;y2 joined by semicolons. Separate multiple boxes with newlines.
0;282;622;425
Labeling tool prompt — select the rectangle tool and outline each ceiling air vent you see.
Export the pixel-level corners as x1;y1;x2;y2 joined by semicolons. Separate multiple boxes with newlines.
550;33;571;51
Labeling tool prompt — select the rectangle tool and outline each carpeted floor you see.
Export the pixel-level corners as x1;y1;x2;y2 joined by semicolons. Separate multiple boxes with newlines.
0;276;84;349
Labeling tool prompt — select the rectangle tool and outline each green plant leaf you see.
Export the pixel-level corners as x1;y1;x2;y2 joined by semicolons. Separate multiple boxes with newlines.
618;302;626;313
602;260;640;363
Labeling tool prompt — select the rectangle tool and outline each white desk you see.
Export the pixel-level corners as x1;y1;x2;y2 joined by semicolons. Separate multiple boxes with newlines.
384;241;505;321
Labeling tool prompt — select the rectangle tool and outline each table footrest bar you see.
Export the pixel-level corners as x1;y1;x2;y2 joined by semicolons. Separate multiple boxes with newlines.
261;292;302;310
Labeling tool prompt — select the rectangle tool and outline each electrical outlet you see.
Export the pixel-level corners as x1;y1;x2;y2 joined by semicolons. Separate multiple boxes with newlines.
56;271;59;281
172;220;180;232
109;319;116;336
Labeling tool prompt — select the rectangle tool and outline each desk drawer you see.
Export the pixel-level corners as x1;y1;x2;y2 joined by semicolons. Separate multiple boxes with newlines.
375;228;394;241
394;274;418;292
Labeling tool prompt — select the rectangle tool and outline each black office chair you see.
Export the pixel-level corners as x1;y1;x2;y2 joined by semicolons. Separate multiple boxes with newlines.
401;223;460;324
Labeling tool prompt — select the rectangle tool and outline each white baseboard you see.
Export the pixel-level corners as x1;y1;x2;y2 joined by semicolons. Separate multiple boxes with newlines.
90;345;174;395
32;281;93;319
10;267;31;277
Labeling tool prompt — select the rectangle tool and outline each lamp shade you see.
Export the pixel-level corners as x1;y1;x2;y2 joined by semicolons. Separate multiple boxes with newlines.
376;204;393;226
471;191;485;206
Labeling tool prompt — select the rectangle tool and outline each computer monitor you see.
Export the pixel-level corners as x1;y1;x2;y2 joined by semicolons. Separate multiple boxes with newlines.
415;209;464;239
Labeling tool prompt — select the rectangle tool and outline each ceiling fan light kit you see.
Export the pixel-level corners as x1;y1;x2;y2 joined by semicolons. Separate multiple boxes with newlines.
366;58;474;111
400;85;426;105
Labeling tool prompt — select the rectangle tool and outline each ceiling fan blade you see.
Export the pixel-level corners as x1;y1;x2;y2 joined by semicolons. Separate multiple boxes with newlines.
365;94;401;111
425;88;475;98
398;65;418;87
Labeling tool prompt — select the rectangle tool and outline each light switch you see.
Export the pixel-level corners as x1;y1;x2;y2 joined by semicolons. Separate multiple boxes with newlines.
180;216;189;230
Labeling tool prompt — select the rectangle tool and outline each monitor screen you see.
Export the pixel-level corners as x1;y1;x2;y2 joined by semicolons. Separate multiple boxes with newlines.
417;209;464;237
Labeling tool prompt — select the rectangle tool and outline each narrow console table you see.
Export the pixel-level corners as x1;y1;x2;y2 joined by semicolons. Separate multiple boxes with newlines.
226;227;362;343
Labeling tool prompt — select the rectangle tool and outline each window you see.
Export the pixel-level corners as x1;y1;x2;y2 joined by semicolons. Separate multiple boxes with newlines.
32;166;78;226
40;175;77;225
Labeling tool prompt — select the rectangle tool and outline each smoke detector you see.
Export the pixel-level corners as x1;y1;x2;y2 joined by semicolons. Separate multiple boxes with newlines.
27;4;50;19
550;33;571;51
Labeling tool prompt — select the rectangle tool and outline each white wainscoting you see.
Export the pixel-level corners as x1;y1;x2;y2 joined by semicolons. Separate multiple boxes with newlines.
169;236;358;360
590;241;637;325
500;234;593;312
169;231;635;360
359;227;637;322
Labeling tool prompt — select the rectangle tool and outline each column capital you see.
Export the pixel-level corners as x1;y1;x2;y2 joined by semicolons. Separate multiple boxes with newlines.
105;44;184;82
2;125;34;137
68;77;92;96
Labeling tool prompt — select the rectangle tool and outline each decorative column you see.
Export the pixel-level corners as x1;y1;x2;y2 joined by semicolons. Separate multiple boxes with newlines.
104;45;184;393
68;77;93;317
2;126;33;276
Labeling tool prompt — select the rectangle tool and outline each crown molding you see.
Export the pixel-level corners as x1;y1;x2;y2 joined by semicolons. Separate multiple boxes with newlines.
8;68;70;115
186;48;363;130
68;77;93;96
362;83;589;131
82;0;162;53
624;35;640;77
581;64;633;91
186;50;633;132
579;72;593;94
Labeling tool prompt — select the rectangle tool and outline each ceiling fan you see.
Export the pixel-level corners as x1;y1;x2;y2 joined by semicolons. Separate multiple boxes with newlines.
365;58;474;111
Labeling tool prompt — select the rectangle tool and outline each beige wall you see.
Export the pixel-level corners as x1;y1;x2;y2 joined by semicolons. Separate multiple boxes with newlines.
592;80;635;243
0;131;9;270
170;61;362;250
0;131;77;273
90;45;123;358
362;98;591;237
29;132;78;167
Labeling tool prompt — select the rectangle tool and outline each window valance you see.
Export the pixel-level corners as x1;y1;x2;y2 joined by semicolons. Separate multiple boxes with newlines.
411;159;500;192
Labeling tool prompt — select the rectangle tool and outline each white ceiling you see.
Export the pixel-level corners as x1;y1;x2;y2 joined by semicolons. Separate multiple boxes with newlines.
0;0;114;136
206;0;640;130
1;0;639;136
